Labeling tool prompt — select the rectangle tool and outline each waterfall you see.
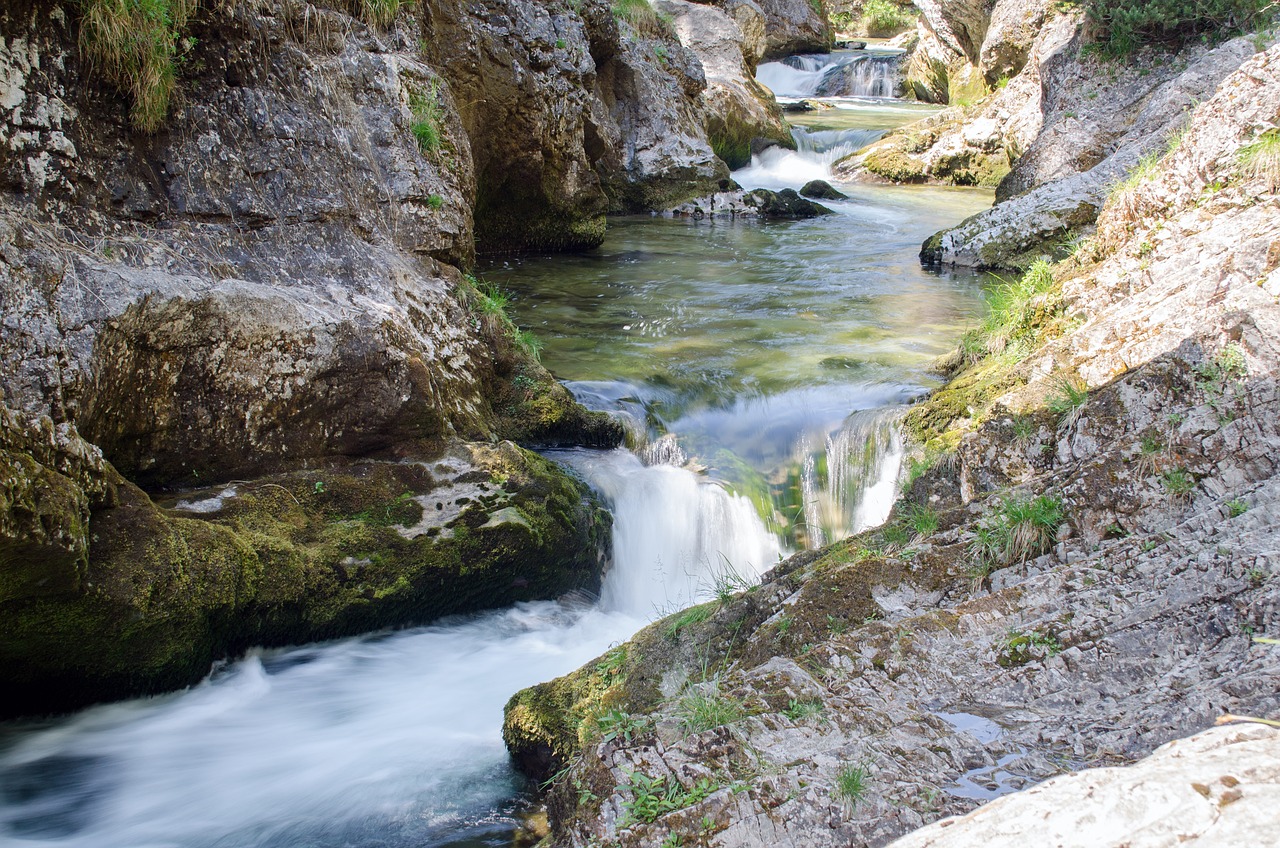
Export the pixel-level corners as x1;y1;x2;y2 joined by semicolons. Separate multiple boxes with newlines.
0;450;782;848
732;125;885;189
795;406;905;547
757;52;904;99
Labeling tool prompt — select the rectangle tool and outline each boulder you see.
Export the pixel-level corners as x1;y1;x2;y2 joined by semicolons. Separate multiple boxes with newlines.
656;0;794;169
753;0;833;59
800;178;848;199
746;187;834;216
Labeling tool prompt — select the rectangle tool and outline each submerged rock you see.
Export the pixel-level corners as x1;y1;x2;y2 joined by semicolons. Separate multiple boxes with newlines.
746;187;834;216
800;179;848;199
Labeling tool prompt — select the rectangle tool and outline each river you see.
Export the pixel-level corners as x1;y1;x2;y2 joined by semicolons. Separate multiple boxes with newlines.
0;52;991;848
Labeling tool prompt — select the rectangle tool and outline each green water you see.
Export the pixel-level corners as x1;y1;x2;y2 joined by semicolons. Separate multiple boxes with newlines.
484;182;993;543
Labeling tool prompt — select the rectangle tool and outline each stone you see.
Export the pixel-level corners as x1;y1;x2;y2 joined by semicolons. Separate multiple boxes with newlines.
799;178;848;199
887;725;1280;847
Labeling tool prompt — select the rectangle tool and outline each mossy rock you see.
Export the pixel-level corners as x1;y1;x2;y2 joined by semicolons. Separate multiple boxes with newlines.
1;442;611;717
859;142;927;184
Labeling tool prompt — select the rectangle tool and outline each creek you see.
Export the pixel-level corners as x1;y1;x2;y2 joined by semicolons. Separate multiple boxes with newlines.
0;59;991;848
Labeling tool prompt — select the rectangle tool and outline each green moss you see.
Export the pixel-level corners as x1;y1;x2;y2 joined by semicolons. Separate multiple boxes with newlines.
2;445;610;718
860;143;927;183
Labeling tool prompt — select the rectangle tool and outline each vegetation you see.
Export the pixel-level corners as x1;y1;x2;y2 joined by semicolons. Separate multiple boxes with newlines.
358;0;401;26
619;771;718;826
78;0;197;131
835;762;870;806
1227;498;1249;517
997;628;1063;666
1237;127;1280;192
972;493;1065;569
783;698;824;721
595;708;648;744
612;0;661;29
1085;0;1272;58
1195;343;1248;407
461;275;547;362
861;0;916;36
410;82;446;155
1161;467;1196;499
901;503;940;536
966;260;1057;361
1046;374;1089;425
677;684;744;734
665;602;716;639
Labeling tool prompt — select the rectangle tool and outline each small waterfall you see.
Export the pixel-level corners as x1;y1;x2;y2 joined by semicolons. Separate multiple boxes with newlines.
733;125;885;189
794;407;905;547
757;52;904;99
567;450;784;617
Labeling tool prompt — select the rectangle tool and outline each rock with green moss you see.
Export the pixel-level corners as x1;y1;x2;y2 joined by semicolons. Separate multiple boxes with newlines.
1;441;611;717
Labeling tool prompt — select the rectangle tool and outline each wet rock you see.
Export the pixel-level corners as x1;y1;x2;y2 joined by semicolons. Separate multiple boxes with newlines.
747;187;834;216
2;439;611;718
799;179;848;200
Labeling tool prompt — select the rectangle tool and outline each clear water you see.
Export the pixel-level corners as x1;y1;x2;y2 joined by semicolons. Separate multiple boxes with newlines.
0;84;993;848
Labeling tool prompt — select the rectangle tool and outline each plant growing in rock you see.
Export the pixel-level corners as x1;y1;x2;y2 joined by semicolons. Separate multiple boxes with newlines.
677;684;744;734
1046;374;1088;425
1195;343;1247;408
997;628;1063;666
359;0;401;26
1237;126;1280;191
783;698;824;721
79;0;199;131
595;709;648;744
1227;498;1249;517
972;493;1065;568
618;771;718;825
1161;467;1196;500
665;602;715;639
974;260;1057;359
835;761;870;807
410;81;445;155
611;0;661;30
901;503;940;536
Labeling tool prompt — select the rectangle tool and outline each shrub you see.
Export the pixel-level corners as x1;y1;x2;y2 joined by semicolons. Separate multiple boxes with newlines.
972;493;1064;568
78;0;196;131
1085;0;1272;59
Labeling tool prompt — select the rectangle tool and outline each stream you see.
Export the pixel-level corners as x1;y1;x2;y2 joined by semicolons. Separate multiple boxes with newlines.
0;54;991;848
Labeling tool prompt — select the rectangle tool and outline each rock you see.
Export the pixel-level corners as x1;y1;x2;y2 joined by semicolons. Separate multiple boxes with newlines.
782;98;832;112
715;0;771;70
2;438;612;718
886;725;1280;847
836;39;867;49
914;0;990;65
746;187;834;216
654;0;794;169
0;0;625;715
799;179;848;199
978;0;1054;84
419;0;728;253
752;0;833;59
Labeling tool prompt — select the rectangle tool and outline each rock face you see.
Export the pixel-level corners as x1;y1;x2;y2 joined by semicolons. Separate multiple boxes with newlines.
887;724;1280;847
0;0;630;715
504;41;1280;848
753;0;833;58
420;0;732;255
655;0;794;169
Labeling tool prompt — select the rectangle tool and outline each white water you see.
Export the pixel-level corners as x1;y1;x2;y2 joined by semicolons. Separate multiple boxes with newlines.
756;52;902;99
734;125;882;190
0;450;781;848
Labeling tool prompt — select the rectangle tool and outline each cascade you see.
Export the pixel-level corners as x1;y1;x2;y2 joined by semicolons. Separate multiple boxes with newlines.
757;51;904;99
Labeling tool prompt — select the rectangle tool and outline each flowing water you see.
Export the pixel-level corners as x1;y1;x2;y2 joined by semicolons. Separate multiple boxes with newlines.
0;59;993;848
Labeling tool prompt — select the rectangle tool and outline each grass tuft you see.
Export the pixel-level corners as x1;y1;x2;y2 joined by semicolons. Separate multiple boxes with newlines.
835;762;870;806
972;493;1064;569
1046;374;1089;425
358;0;401;26
78;0;197;131
410;81;445;155
677;684;744;734
1237;127;1280;192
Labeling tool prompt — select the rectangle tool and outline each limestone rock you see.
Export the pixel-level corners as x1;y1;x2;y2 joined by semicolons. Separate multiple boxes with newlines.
656;0;794;169
887;725;1280;847
978;0;1054;84
753;0;833;59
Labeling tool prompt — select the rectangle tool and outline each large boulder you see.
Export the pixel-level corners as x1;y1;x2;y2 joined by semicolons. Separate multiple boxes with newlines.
753;0;833;59
655;0;794;168
0;0;623;715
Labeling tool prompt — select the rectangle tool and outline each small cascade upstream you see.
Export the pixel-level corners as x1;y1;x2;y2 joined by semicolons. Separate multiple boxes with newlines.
797;408;905;548
757;51;904;99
